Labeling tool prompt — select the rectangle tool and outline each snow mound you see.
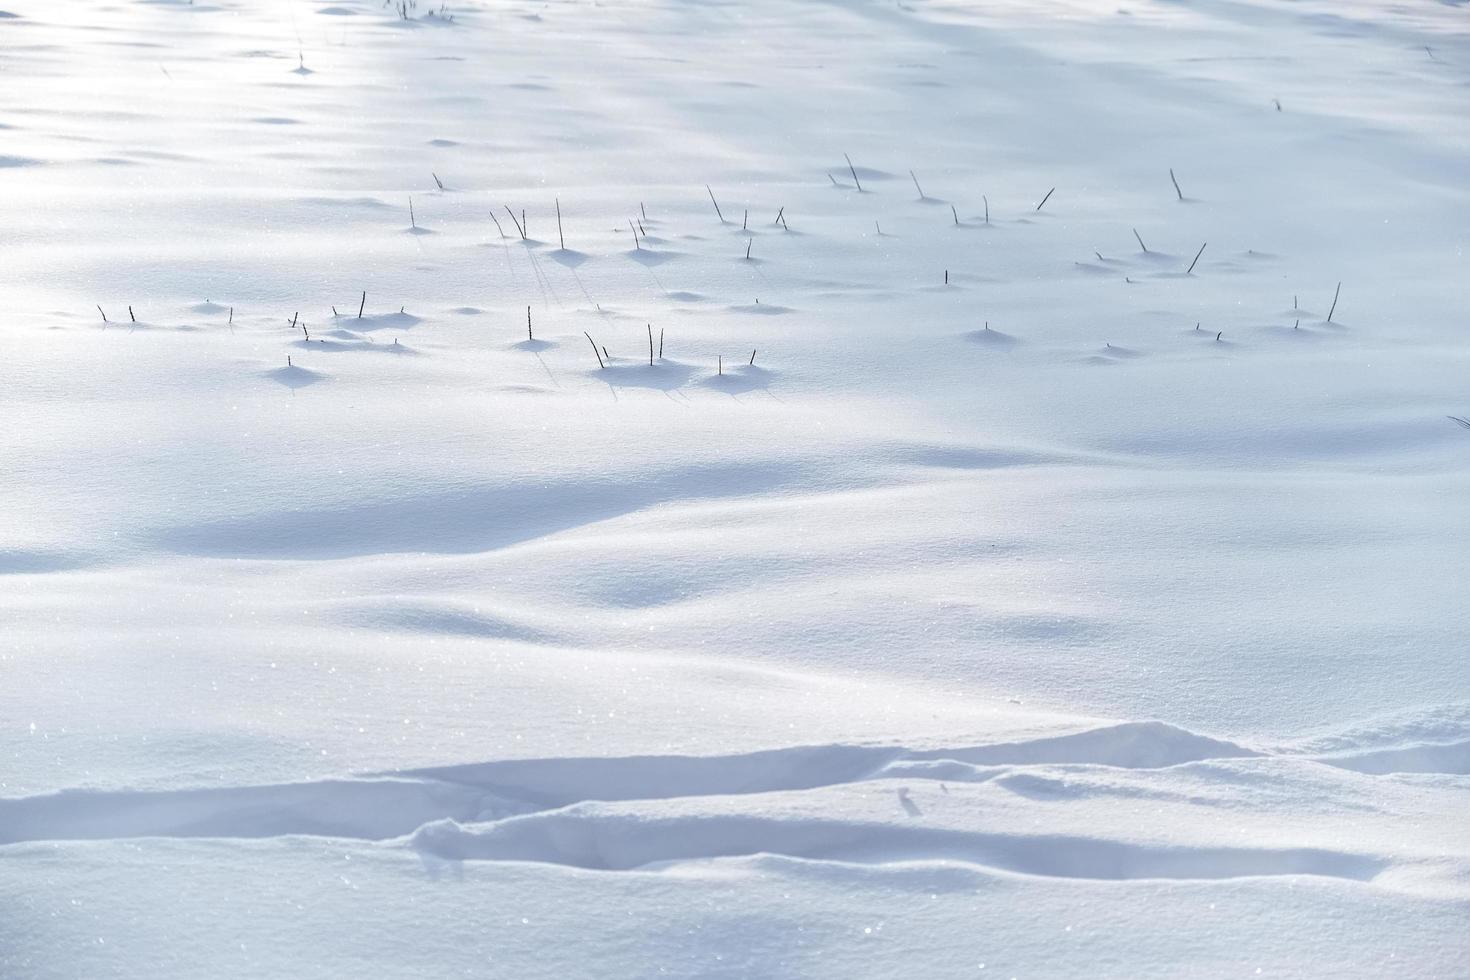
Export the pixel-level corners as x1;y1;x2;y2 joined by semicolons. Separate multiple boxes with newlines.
409;809;1385;883
0;723;1303;848
914;721;1258;769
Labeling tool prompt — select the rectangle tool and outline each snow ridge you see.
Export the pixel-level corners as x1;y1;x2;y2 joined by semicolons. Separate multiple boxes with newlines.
8;715;1461;900
0;721;1255;847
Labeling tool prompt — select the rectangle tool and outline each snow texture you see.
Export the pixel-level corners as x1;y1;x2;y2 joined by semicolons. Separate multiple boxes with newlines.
2;0;1468;976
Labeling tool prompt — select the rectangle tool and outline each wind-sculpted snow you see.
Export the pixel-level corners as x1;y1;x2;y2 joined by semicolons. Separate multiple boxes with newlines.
0;778;528;846
8;715;1456;900
1315;740;1470;777
0;722;1247;845
5;0;1469;974
907;721;1259;770
150;460;824;560
409;811;1387;884
8;718;1465;906
1281;703;1470;776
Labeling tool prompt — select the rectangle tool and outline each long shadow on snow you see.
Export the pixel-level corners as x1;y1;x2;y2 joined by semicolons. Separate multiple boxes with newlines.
412;811;1385;883
150;459;815;559
0;723;1255;846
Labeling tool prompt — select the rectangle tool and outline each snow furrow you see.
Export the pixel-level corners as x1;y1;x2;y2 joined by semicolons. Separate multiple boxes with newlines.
0;721;1253;845
408;811;1387;884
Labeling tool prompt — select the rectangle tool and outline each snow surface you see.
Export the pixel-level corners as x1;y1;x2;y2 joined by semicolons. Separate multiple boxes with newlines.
2;0;1468;975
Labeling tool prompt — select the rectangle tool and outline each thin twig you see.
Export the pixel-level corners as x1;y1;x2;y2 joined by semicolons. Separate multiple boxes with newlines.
584;331;605;368
1187;242;1207;275
504;206;525;240
845;153;862;191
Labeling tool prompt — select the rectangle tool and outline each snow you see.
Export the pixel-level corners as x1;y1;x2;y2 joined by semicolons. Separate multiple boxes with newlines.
2;0;1468;975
